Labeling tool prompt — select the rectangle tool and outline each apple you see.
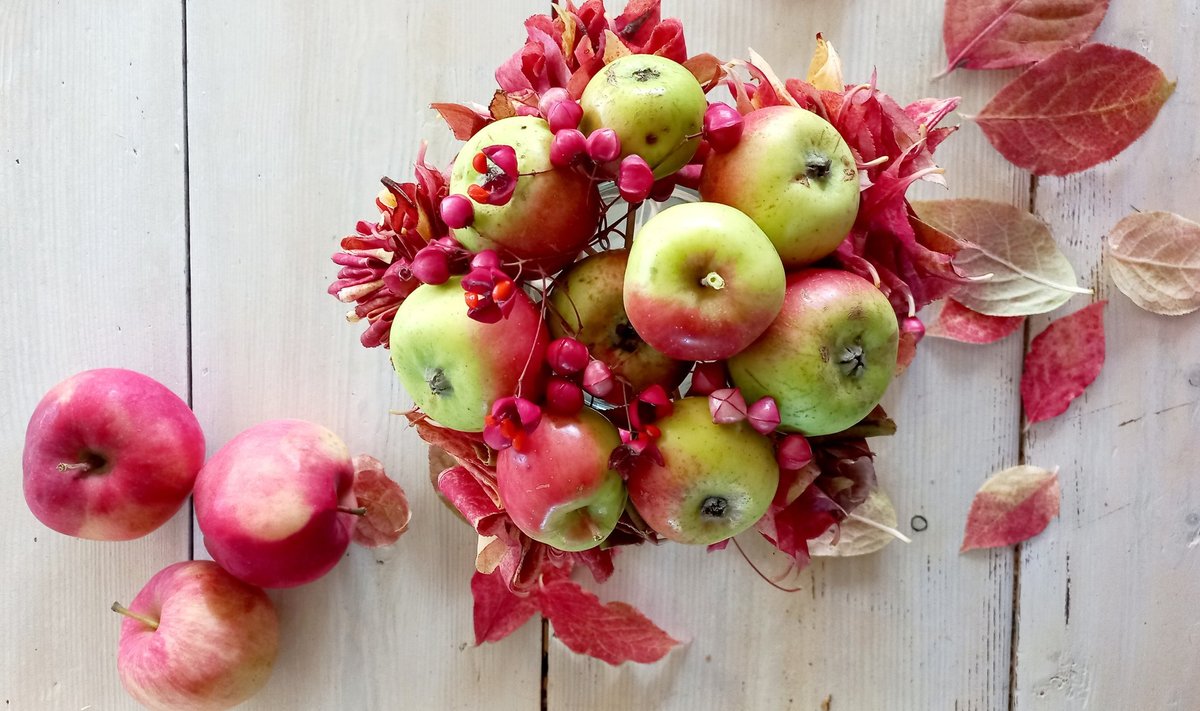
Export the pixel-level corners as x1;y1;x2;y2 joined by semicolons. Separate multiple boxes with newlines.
22;368;205;541
113;560;278;711
579;54;707;178
728;269;899;436
194;419;361;588
699;105;860;267
627;397;778;545
623;202;786;361
448;116;600;274
390;277;547;431
547;249;689;403
496;407;625;551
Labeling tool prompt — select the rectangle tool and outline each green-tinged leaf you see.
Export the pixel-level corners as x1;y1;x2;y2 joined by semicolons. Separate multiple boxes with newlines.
809;488;903;558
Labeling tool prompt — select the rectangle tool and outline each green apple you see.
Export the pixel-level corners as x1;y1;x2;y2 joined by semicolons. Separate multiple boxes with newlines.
699;105;860;267
496;408;625;551
627;397;778;545
728;269;899;436
548;249;688;403
389;277;547;432
448;116;599;274
623;202;786;361
579;54;707;178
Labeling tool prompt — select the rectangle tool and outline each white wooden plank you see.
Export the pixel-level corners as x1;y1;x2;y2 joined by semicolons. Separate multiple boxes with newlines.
185;1;546;708
1014;3;1200;708
548;3;1026;708
0;2;189;709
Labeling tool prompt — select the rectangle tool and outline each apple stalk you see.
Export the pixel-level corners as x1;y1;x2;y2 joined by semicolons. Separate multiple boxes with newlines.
337;506;367;516
111;602;159;631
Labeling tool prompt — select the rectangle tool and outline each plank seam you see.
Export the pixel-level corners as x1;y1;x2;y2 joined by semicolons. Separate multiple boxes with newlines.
181;0;195;562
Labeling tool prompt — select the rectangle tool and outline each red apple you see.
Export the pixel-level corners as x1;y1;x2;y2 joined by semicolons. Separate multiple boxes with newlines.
496;408;625;551
194;419;360;588
114;560;278;711
627;397;778;545
623;202;786;361
547;249;689;403
22;368;205;540
728;269;899;436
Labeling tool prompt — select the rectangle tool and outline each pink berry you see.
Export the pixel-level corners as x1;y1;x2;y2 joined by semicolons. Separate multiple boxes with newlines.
902;316;925;342
650;178;675;203
708;387;748;425
747;396;780;434
470;249;502;271
674;164;702;189
704;103;744;153
411;246;451;285
546;337;589;375
550;128;586;168
777;434;813;471
439;194;474;229
538;88;572;117
545;378;585;415
585;128;621;163
547;101;583;133
617;155;654;203
582;359;614;398
688;361;727;396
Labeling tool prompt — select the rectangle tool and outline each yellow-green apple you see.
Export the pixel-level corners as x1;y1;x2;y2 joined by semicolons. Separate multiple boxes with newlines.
623;202;786;361
496;407;625;551
548;249;688;403
194;420;361;588
729;269;899;436
627;397;778;545
390;277;547;431
113;560;278;711
22;368;205;541
699;105;860;267
448;116;599;274
579;54;707;178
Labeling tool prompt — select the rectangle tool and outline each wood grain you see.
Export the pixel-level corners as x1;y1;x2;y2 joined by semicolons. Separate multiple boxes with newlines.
1014;2;1200;708
0;2;190;708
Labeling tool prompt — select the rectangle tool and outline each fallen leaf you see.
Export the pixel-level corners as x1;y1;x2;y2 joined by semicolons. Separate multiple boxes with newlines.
927;298;1026;344
961;465;1061;551
973;44;1175;176
471;570;539;645
941;0;1109;74
539;577;679;665
350;455;411;548
810;488;901;557
912;199;1089;316
806;33;843;91
1021;301;1107;424
1105;211;1200;315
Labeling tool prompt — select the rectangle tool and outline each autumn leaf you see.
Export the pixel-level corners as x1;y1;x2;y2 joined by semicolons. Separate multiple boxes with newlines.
806;33;843;91
927;298;1026;344
1105;211;1200;315
350;455;411;548
430;102;491;140
471;570;539;645
539;577;679;665
941;0;1109;74
973;44;1175;176
809;488;903;557
1021;301;1107;424
961;465;1061;551
912;199;1089;316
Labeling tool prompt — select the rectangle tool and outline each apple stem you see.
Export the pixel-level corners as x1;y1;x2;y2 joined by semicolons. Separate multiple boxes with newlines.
111;602;159;631
338;506;368;517
701;271;726;290
56;461;93;474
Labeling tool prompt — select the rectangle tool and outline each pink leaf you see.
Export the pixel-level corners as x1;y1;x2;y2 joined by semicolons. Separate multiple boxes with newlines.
1105;211;1200;315
974;44;1175;176
538;577;678;665
1020;301;1106;424
927;298;1026;344
430;102;491;140
961;465;1061;551
471;570;539;645
942;0;1109;74
350;455;411;548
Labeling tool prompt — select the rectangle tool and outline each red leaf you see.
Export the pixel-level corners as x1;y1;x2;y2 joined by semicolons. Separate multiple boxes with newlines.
350;455;411;548
942;0;1109;74
538;577;679;665
1020;301;1106;423
974;44;1175;176
436;466;506;536
927;298;1026;344
430;102;491;140
895;329;919;374
471;570;539;645
961;465;1061;551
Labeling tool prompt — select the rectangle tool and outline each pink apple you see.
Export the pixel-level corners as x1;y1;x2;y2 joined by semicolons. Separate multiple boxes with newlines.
623;202;786;361
496;408;625;551
728;269;899;436
547;249;689;403
194;419;361;588
114;560;278;711
627;397;778;545
22;368;205;540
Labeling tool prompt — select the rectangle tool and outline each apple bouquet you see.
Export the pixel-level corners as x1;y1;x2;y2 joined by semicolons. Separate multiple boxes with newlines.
327;0;961;665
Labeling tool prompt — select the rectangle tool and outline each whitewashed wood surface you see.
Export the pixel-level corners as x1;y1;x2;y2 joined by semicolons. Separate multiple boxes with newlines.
1;1;1196;709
